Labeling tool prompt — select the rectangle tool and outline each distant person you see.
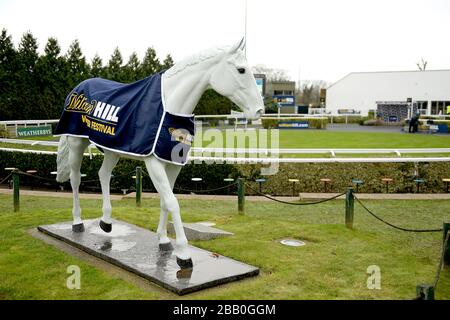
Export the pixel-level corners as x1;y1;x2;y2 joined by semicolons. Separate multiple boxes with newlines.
409;113;420;133
376;111;383;119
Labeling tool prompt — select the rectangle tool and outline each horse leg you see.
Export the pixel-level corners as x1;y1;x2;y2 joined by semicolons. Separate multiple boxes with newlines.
145;156;192;268
157;163;182;251
98;150;120;233
67;136;90;232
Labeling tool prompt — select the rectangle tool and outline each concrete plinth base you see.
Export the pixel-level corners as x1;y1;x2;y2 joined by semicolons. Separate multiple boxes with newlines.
167;222;234;241
37;218;258;295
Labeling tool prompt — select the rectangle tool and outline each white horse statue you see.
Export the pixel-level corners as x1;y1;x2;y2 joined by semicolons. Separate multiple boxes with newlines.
55;39;264;268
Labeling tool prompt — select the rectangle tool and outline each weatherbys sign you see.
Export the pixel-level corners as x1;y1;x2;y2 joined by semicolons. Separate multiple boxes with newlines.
16;125;52;137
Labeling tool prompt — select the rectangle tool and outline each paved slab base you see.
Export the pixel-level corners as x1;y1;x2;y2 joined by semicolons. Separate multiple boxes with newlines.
37;218;259;295
167;222;234;240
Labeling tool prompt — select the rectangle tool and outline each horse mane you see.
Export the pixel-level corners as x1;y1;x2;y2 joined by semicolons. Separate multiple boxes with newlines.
164;46;229;78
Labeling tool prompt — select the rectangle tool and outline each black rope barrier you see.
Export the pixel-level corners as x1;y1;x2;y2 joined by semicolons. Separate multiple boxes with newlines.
354;195;443;233
433;231;450;290
244;182;346;205
413;293;425;300
174;182;238;193
0;173;12;185
413;231;449;300
81;171;136;184
16;170;55;182
141;169;151;178
140;169;238;193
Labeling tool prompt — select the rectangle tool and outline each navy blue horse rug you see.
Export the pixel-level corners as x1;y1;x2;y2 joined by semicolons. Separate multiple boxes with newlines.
54;72;195;165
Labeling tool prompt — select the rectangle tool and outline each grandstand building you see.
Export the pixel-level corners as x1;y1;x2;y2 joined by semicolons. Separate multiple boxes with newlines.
326;70;450;121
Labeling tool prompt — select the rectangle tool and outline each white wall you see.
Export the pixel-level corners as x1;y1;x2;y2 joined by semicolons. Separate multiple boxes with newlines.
326;70;450;116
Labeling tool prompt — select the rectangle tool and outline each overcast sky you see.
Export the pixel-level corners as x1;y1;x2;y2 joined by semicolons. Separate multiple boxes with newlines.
1;0;449;83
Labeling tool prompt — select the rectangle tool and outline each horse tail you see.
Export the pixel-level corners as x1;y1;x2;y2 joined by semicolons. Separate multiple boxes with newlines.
56;135;70;182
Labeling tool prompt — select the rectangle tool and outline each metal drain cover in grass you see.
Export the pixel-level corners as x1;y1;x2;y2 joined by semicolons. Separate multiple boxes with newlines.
280;239;305;247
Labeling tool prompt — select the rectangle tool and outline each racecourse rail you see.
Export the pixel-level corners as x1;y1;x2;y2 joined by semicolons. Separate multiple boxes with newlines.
1;138;450;163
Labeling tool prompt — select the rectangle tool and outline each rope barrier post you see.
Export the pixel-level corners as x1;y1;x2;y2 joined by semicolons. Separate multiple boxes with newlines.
135;166;142;208
345;187;354;229
416;284;434;300
237;178;245;215
12;169;20;212
444;222;450;267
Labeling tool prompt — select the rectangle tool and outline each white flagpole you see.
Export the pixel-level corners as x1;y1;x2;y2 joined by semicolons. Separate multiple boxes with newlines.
244;0;248;57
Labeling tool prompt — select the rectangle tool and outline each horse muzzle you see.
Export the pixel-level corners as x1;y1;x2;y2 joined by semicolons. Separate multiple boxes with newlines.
248;108;264;120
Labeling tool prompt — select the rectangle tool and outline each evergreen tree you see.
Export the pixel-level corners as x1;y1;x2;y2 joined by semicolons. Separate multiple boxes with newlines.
65;39;89;87
162;54;174;71
0;29;18;120
0;28;17;78
18;31;39;73
14;31;40;119
0;30;237;120
139;47;161;77
123;51;140;82
195;89;237;115
90;54;104;78
36;37;67;118
106;47;125;81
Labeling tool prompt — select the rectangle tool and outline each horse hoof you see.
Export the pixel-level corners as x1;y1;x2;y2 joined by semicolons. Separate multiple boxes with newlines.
176;268;193;279
159;242;174;251
72;223;85;233
177;257;193;269
99;220;112;233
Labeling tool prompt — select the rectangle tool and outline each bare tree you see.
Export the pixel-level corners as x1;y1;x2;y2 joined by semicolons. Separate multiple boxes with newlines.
417;58;427;71
296;80;330;106
251;64;290;81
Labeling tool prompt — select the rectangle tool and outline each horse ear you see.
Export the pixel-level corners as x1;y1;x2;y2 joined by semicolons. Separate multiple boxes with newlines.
229;37;245;54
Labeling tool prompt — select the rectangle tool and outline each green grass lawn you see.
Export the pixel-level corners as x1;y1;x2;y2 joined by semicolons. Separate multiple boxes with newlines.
196;129;450;149
192;130;450;158
0;142;58;152
21;135;60;141
277;130;449;149
0;194;449;300
1;131;449;155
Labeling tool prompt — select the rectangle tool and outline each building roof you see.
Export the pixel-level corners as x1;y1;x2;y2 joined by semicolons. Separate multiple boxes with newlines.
328;69;450;90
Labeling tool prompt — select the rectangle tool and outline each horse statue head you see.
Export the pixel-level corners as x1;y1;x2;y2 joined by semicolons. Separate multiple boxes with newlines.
208;38;264;120
164;38;264;120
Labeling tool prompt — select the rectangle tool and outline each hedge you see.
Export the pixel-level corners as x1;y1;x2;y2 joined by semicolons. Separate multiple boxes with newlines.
237;162;450;195
0;151;240;195
1;150;450;195
329;115;363;124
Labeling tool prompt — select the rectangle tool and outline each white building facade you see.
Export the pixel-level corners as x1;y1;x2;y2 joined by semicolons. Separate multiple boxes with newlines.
326;70;450;120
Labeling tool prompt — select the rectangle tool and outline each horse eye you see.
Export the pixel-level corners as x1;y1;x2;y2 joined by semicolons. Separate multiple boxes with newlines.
237;68;246;74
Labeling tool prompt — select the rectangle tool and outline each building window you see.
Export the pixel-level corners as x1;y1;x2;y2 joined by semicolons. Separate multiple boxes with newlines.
431;101;450;115
415;101;428;115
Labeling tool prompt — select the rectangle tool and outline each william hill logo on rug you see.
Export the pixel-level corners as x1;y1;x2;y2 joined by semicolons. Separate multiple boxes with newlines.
169;128;193;146
65;92;120;136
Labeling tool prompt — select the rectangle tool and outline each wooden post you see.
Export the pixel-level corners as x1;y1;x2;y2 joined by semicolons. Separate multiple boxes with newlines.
237;178;245;215
12;170;19;212
345;187;354;229
416;284;434;300
443;222;450;267
135;166;142;208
